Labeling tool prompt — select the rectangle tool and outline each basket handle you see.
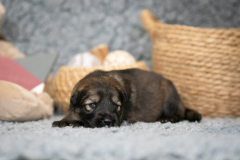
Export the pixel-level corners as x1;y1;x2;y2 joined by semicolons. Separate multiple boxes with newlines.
141;9;160;35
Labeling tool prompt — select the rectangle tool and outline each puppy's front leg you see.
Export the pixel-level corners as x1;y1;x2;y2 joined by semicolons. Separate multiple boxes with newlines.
69;121;84;128
52;119;70;128
52;111;83;128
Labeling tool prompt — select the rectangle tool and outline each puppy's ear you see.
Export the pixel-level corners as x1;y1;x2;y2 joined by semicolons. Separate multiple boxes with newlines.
122;92;127;102
70;92;80;105
118;89;127;103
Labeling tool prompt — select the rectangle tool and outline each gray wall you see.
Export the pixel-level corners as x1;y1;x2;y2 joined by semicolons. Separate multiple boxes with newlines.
0;0;239;74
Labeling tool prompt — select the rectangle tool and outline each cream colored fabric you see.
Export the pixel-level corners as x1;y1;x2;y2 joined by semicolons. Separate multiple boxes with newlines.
68;52;101;67
103;50;136;66
0;80;53;121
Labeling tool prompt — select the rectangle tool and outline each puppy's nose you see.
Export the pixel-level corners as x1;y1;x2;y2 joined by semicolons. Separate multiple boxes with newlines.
103;117;113;126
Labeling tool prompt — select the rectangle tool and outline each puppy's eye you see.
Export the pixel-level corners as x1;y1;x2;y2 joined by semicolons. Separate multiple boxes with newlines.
117;106;121;112
114;104;121;112
86;103;96;111
89;103;96;108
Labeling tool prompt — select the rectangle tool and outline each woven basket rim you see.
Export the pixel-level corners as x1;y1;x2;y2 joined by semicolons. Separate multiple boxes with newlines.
157;22;240;31
141;9;240;33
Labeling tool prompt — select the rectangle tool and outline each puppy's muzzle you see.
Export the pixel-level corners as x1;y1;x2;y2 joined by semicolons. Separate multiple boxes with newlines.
100;115;115;127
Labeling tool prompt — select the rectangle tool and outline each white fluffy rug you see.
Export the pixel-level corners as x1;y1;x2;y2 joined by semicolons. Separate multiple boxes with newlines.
0;116;240;160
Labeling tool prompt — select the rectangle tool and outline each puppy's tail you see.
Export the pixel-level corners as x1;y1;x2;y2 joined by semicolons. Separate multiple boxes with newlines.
184;108;202;122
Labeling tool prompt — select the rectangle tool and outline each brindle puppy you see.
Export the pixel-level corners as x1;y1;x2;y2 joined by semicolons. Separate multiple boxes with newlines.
52;69;202;128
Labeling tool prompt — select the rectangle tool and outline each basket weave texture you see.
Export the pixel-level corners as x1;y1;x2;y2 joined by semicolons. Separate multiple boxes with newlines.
141;9;240;117
53;62;148;113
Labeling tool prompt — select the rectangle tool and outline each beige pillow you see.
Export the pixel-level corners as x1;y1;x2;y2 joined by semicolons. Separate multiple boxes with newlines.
0;41;25;59
0;80;53;121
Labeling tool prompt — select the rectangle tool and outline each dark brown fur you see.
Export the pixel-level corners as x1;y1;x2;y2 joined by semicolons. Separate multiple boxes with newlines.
52;69;201;128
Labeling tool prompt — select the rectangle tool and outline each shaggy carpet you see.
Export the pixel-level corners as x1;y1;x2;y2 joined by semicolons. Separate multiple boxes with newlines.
0;116;240;160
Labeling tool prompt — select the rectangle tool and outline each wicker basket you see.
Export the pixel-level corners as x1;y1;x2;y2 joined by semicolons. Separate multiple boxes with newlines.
141;9;240;117
53;61;149;113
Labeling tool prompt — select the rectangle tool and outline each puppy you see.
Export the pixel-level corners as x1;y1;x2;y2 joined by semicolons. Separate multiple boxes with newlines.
52;69;201;128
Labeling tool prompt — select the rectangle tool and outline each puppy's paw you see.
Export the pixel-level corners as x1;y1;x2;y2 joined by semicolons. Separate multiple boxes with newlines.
185;109;202;122
70;121;83;128
190;112;202;122
159;116;180;123
52;121;70;128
